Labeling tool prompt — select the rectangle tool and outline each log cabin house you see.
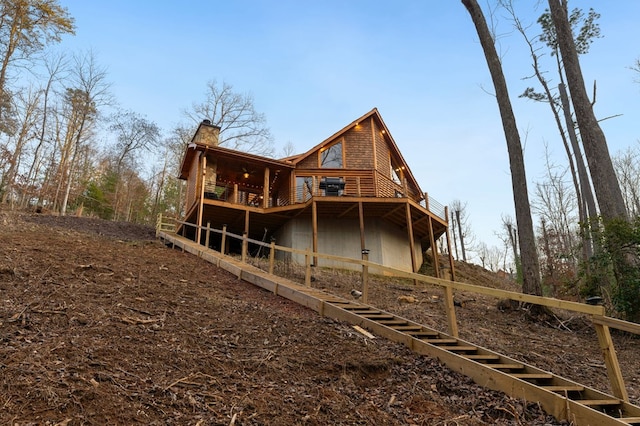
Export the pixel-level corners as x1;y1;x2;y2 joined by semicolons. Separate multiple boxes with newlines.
178;108;452;276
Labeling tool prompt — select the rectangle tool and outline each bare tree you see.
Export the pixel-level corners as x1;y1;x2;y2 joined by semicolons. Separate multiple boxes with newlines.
0;85;40;205
21;51;69;207
547;0;627;222
58;51;110;216
106;109;159;220
0;0;74;133
613;145;640;217
183;80;274;157
449;199;473;262
504;2;599;263
462;0;543;297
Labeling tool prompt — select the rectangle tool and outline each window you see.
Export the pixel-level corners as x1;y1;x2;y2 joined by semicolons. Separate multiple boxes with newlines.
320;141;343;168
295;176;313;202
391;158;403;184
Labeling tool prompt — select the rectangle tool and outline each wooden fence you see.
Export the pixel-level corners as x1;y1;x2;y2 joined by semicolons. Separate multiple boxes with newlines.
157;214;640;403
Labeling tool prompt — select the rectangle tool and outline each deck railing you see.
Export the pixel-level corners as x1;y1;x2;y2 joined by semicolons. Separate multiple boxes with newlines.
203;175;447;220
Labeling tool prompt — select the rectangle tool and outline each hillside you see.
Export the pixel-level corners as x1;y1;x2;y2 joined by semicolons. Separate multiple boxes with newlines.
1;210;637;425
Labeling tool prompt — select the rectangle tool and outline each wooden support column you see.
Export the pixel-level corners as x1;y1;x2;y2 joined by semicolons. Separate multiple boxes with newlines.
358;201;365;251
428;216;440;278
405;203;418;274
244;209;250;238
263;167;270;208
311;199;318;266
233;183;239;204
444;206;457;281
593;320;629;401
196;154;206;245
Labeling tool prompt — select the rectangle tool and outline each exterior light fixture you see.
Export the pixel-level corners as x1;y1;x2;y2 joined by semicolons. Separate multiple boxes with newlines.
243;172;249;178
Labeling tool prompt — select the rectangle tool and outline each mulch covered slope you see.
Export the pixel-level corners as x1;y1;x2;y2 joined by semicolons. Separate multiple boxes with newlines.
0;209;606;425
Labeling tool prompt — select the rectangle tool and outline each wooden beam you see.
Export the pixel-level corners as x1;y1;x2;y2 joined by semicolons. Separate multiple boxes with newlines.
428;215;440;278
592;315;640;335
405;202;418;273
337;203;359;218
263;166;270;208
444;206;456;281
383;204;404;220
358;201;365;251
196;154;206;244
594;322;629;402
312;199;318;266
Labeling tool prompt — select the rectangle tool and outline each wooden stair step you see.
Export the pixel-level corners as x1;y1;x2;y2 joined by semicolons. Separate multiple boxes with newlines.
391;325;423;331
578;399;621;407
361;314;395;320
542;385;585;392
439;345;477;352
490;363;525;370
406;331;439;338
619;417;640;424
512;373;554;380
377;319;410;326
463;354;500;361
424;339;458;345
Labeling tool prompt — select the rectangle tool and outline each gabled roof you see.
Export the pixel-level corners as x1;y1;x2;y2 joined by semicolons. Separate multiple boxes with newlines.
289;108;423;195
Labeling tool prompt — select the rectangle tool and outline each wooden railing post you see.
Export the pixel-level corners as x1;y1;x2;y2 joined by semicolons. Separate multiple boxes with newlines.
304;248;312;287
204;221;211;248
444;284;459;338
156;213;162;238
241;232;248;263
593;319;629;401
361;249;370;303
221;225;227;255
269;237;276;275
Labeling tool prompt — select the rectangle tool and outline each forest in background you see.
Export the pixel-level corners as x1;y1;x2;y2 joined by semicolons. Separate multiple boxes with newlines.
1;1;639;321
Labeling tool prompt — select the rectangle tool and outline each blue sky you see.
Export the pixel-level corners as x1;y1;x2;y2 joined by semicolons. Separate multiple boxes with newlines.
55;1;640;258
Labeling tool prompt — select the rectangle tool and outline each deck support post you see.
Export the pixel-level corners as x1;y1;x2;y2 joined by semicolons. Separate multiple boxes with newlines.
361;249;370;303
444;206;456;281
405;203;418;277
312;199;318;266
196;154;206;245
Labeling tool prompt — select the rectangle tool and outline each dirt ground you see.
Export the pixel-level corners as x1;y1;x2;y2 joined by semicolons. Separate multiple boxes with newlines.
0;210;637;425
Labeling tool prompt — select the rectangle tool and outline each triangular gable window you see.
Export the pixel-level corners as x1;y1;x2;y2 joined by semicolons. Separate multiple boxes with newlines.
319;141;343;168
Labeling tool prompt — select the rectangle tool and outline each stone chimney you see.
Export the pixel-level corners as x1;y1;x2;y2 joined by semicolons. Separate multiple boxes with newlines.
194;119;221;146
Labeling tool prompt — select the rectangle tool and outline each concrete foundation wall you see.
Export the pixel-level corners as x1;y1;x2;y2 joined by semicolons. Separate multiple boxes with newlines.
274;217;423;273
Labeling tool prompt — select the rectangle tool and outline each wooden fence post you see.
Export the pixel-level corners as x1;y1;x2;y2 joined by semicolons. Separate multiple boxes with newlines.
361;249;370;303
304;248;312;287
444;284;459;338
221;225;227;255
156;213;162;238
241;232;248;263
593;320;629;401
269;237;276;275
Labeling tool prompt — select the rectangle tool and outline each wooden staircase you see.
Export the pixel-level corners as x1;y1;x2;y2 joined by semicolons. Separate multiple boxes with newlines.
158;231;640;426
322;300;640;425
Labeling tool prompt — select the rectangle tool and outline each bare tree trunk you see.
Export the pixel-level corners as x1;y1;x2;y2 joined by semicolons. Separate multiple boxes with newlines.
548;0;627;222
462;0;543;296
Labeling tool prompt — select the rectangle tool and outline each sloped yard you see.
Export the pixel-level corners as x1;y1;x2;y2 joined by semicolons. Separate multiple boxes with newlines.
1;210;636;425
